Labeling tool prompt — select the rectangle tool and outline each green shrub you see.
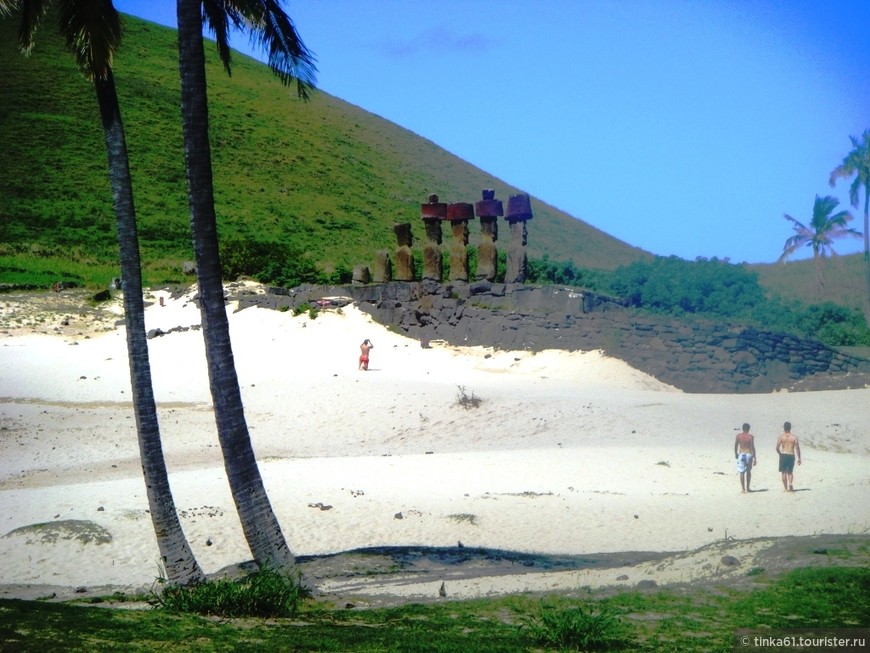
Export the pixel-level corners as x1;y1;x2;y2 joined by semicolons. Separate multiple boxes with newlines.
153;568;307;618
520;600;634;651
293;302;310;316
322;262;352;285
606;255;767;318
747;567;766;576
526;254;607;288
797;302;870;346
592;256;870;348
455;385;483;409
289;303;319;319
219;238;323;288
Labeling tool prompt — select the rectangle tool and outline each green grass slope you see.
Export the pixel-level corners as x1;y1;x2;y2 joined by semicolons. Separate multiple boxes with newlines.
0;12;649;285
751;254;867;309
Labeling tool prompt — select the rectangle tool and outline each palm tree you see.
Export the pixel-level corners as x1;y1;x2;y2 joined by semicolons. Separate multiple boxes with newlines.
779;194;860;298
2;0;204;585
175;0;316;572
829;130;870;316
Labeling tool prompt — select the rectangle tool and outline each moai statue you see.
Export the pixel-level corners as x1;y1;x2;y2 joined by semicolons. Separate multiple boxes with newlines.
352;264;371;285
421;194;447;281
504;193;533;284
372;249;392;283
474;189;503;281
393;222;415;281
446;202;473;281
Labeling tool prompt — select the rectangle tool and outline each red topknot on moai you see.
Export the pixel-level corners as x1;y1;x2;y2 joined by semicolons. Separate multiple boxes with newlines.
421;194;447;281
505;193;533;283
474;189;503;282
446;202;473;281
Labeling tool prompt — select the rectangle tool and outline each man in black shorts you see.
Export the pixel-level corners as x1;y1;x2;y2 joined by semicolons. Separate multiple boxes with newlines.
776;421;802;492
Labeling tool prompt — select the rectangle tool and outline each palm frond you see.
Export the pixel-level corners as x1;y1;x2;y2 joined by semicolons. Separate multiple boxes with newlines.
779;234;807;261
0;0;24;20
849;175;863;209
7;0;48;53
249;0;317;98
827;226;862;240
826;209;854;228
216;0;317;96
829;130;870;208
810;195;841;229
6;0;120;80
202;0;236;76
782;213;810;234
0;0;19;17
198;0;317;97
58;0;122;80
779;215;812;261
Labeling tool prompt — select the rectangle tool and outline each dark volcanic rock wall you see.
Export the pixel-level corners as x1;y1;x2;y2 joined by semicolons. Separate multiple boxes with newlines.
242;282;870;394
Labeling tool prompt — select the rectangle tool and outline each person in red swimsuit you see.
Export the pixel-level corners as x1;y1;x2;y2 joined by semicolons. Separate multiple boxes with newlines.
359;339;373;370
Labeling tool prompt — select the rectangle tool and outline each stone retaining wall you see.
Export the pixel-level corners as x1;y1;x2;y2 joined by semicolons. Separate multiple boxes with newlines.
243;281;870;394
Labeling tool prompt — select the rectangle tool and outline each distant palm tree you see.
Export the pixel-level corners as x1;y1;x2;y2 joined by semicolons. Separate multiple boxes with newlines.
779;194;860;298
1;0;204;585
175;0;316;572
829;130;870;315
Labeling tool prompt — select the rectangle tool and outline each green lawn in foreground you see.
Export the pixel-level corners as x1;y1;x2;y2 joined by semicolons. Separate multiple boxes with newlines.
1;566;868;652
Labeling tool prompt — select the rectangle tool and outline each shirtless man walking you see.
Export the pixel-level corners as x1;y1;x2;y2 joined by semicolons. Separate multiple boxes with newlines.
734;423;757;493
776;421;802;492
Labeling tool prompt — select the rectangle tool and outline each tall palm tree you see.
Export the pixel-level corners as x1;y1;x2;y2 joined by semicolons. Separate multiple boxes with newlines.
779;194;860;298
829;130;870;316
1;0;204;585
175;0;316;572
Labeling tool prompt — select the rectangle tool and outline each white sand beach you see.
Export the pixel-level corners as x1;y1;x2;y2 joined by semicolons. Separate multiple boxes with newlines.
1;284;869;603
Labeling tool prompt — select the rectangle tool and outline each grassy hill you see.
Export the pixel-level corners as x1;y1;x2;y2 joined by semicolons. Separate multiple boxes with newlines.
0;11;650;287
3;10;865;317
751;254;867;309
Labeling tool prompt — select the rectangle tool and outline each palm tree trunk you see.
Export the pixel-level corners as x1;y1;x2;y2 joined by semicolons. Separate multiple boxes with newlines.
94;70;204;585
176;0;296;573
863;189;870;323
813;254;824;302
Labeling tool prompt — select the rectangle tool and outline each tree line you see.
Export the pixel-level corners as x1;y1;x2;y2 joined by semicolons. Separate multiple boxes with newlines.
528;256;870;348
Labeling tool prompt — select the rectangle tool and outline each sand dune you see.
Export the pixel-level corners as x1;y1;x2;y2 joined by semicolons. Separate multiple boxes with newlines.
1;284;868;602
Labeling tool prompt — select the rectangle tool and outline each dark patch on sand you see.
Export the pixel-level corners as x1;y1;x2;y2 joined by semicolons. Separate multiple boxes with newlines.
0;534;867;606
4;519;112;546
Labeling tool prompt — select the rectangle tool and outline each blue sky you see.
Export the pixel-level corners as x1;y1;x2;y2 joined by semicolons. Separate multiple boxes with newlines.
114;0;869;264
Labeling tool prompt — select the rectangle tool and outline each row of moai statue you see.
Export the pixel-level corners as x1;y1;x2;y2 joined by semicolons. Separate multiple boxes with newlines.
365;190;533;284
